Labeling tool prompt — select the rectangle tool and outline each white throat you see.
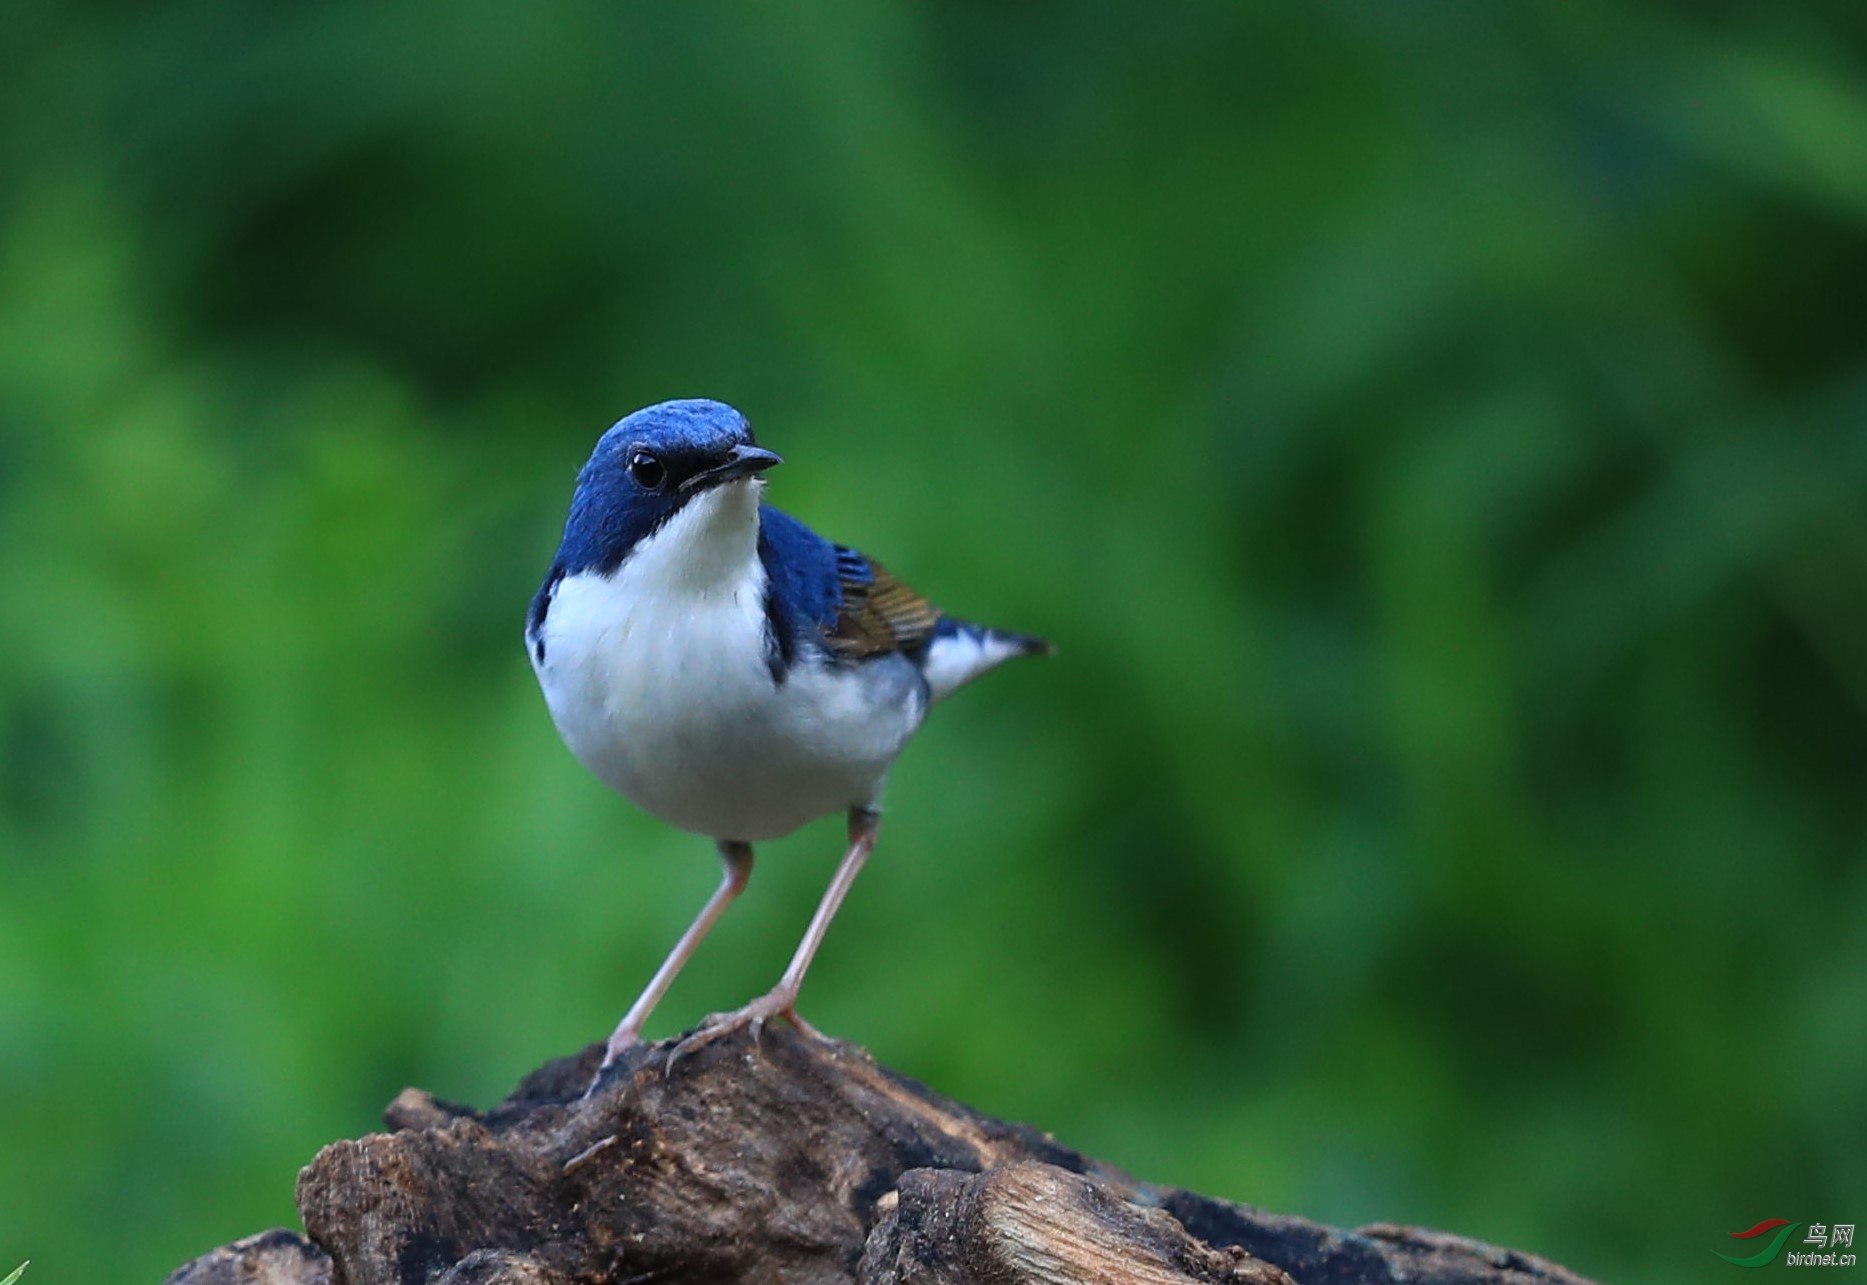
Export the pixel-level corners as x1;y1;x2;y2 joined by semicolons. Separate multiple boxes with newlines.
623;478;764;596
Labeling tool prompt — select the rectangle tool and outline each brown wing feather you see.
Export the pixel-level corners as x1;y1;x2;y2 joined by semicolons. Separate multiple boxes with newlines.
825;555;942;658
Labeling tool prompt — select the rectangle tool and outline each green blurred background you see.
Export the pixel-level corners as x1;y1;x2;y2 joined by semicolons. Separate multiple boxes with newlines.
3;3;1865;1281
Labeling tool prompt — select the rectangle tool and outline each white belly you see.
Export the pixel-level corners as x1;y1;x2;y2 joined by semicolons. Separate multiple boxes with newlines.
530;502;924;840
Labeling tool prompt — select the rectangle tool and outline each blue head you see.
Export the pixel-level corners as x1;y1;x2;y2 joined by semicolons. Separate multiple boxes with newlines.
550;399;782;577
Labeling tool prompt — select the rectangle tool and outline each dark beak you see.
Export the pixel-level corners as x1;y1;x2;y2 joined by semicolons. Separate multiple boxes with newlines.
681;444;784;493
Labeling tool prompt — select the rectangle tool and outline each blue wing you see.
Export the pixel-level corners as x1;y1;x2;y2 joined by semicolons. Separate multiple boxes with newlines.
757;503;1048;695
756;505;844;645
757;505;942;675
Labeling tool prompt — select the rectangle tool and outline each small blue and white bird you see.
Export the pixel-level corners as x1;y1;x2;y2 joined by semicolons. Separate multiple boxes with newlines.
527;399;1049;1072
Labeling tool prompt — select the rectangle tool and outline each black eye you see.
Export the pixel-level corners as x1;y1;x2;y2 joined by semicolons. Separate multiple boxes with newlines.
627;450;666;489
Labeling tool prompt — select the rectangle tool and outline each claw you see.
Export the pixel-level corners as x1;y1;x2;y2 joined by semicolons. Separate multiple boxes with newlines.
664;988;826;1074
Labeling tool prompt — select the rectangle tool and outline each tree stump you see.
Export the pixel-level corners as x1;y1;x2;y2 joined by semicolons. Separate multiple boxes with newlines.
166;1028;1597;1285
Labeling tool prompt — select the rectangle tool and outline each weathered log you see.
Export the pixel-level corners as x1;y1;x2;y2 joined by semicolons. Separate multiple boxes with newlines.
166;1027;1595;1285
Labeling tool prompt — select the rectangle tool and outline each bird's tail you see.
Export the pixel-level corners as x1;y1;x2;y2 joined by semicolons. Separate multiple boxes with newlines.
920;617;1052;703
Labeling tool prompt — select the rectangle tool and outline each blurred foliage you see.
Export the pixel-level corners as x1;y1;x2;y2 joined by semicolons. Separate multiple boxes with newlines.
3;2;1866;1281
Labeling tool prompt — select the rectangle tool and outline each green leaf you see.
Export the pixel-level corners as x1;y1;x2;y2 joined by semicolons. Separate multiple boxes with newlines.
0;1262;28;1285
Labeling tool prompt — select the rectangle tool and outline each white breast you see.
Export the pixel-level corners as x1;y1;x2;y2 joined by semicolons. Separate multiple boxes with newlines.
529;482;926;840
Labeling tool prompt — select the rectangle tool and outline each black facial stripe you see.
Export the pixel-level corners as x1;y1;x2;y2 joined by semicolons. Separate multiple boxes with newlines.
662;444;738;491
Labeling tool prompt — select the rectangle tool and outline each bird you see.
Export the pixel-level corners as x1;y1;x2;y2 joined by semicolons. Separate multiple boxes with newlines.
526;398;1049;1075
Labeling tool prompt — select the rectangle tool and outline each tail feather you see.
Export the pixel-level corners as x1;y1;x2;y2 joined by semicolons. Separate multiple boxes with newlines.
920;617;1051;702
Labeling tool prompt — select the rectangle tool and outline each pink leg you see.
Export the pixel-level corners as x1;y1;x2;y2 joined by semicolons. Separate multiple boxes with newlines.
672;808;879;1058
599;840;754;1072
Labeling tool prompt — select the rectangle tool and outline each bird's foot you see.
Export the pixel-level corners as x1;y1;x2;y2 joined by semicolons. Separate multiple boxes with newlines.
666;987;822;1071
581;1025;645;1100
601;1026;642;1073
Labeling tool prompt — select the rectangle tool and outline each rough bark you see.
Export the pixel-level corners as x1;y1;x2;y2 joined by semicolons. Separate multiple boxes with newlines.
167;1028;1596;1285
